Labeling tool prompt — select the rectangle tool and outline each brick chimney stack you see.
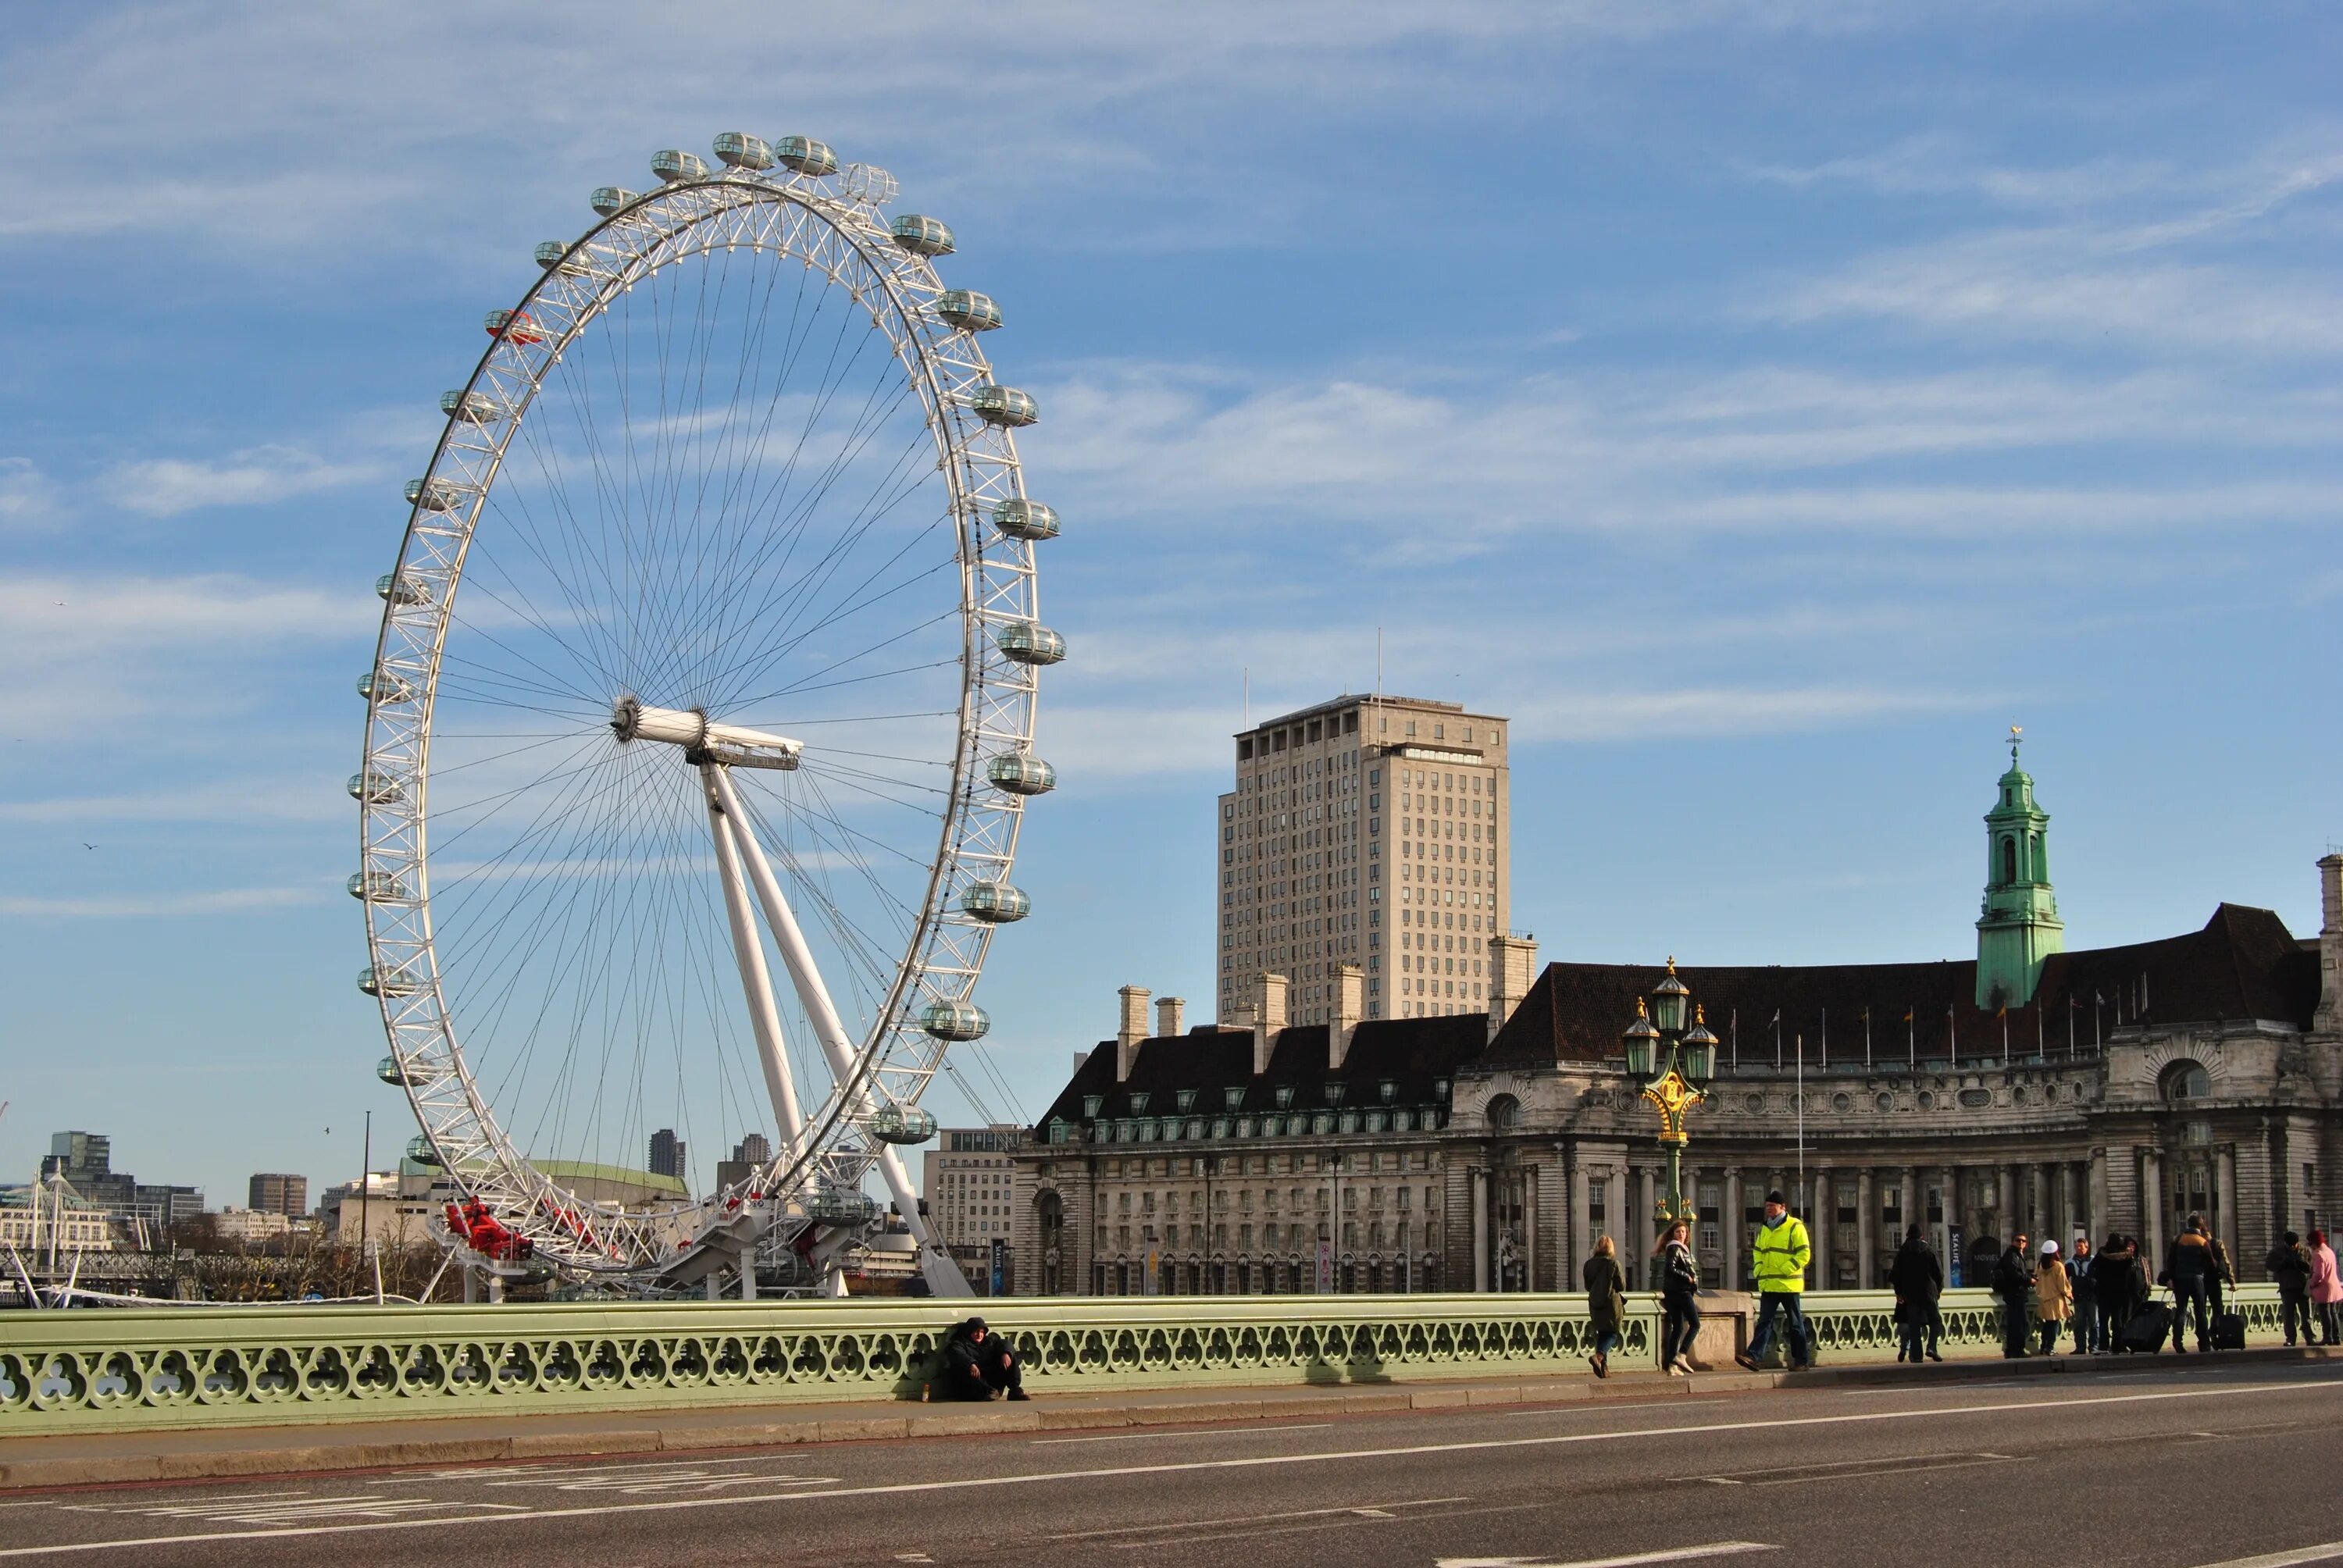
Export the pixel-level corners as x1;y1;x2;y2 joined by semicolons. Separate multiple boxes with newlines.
1156;996;1186;1039
1487;934;1539;1043
1252;971;1288;1075
1330;965;1364;1070
1117;985;1150;1082
2317;854;2342;1034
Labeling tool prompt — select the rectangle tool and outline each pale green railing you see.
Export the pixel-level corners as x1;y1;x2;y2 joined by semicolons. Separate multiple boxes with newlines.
0;1284;2286;1436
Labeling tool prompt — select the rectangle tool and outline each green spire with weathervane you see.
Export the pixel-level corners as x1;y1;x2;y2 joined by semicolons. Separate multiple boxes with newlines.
1975;725;2063;1008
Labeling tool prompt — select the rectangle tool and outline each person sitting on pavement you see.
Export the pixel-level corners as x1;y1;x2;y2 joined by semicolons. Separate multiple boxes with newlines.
2035;1239;2073;1356
1735;1190;1813;1372
2267;1231;2315;1347
2068;1237;2100;1355
1888;1223;1943;1364
2163;1215;2220;1354
940;1317;1028;1402
1655;1221;1702;1376
2309;1231;2342;1348
1583;1235;1627;1380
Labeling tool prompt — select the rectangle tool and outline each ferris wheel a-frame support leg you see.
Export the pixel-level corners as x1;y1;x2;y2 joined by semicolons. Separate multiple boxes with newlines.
708;764;973;1300
701;764;808;1156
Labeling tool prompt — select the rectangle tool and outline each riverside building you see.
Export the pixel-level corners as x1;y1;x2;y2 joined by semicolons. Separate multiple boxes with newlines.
1012;741;2341;1299
1216;695;1510;1030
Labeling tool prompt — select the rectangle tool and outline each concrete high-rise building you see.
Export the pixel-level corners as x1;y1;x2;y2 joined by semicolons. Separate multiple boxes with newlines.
922;1125;1022;1292
247;1173;308;1217
1217;695;1511;1027
732;1132;772;1165
647;1128;685;1181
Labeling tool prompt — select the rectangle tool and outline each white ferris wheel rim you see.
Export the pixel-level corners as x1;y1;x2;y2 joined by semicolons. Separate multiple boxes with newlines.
355;147;1047;1278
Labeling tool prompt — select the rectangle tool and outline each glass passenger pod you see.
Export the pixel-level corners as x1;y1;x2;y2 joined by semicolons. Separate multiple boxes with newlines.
870;1105;938;1145
404;1135;444;1167
533;240;593;276
994;621;1066;665
712;131;775;170
970;384;1038;427
376;572;431;607
483;309;544;345
959;881;1031;923
440;390;505;423
590;186;638;217
919;1000;990;1041
359;668;417;704
836;162;898;206
991;498;1059;540
775;136;840;176
405;477;466;512
934;290;1002;331
348;769;405;804
889;214;955;256
804;1186;879;1228
985;752;1057;795
348;870;409;901
651;148;708;184
358;964;424;997
377;1054;426;1087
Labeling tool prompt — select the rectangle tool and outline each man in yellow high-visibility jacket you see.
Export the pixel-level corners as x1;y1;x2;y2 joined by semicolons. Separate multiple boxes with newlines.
1735;1189;1815;1371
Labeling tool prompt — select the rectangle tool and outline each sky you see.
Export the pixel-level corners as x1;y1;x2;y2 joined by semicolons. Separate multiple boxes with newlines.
0;1;2336;1209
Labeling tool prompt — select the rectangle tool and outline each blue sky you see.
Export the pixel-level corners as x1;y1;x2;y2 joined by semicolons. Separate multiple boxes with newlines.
1;2;2336;1207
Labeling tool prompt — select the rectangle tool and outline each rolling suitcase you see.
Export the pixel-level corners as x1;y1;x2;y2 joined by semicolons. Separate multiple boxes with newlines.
2213;1310;2245;1350
2120;1300;2173;1353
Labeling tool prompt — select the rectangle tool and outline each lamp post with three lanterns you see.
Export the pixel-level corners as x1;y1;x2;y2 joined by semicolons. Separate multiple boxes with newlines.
1621;959;1718;1264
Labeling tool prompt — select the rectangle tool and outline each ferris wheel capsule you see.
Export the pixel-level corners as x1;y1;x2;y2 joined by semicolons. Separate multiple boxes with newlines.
440;390;507;423
405;1135;444;1167
348;769;405;804
377;1054;426;1087
995;621;1065;665
970;384;1037;427
776;136;839;176
890;214;954;256
712;131;774;170
348;869;409;902
870;1105;938;1145
358;668;415;704
919;1000;990;1041
986;752;1057;795
959;881;1030;923
651;148;708;184
991;499;1057;540
935;290;1002;332
375;572;430;607
590;187;637;216
360;964;423;998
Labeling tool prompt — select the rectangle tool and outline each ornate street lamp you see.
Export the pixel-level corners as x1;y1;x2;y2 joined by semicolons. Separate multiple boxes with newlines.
1621;958;1717;1245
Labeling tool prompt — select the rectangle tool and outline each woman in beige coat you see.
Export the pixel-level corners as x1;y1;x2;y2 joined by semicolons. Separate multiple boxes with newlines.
2035;1239;2074;1356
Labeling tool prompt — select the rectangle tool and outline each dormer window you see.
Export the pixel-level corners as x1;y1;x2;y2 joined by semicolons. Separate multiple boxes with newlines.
1082;1096;1103;1118
1129;1092;1150;1114
1275;1085;1295;1110
1432;1078;1450;1100
1176;1089;1197;1112
1378;1079;1396;1103
1325;1082;1346;1106
1224;1086;1245;1111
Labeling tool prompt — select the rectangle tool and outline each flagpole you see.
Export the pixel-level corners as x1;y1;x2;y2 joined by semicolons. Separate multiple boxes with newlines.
1949;1002;1958;1068
1730;1007;1738;1070
1907;1008;1915;1068
1821;1007;1828;1067
1795;1033;1806;1209
1863;1009;1872;1068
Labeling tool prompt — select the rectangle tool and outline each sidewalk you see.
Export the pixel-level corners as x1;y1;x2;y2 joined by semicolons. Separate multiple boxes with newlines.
3;1343;2334;1491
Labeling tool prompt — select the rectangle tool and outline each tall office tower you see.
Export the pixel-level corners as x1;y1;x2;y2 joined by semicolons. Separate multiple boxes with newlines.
731;1132;772;1165
248;1173;308;1217
1216;695;1510;1026
647;1128;686;1180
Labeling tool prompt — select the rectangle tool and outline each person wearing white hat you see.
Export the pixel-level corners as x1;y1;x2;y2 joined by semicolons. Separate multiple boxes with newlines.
2035;1238;2074;1356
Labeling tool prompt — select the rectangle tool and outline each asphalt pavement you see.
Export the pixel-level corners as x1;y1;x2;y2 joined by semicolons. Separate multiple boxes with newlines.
3;1362;2340;1566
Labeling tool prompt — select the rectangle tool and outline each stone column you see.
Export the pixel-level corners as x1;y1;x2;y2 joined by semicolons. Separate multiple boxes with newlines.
1900;1164;1920;1255
1525;1164;1539;1294
2142;1148;2165;1267
1470;1167;1490;1292
1722;1168;1743;1290
2088;1148;2109;1243
1856;1168;1877;1288
1811;1166;1831;1288
1568;1146;1589;1278
2059;1164;2078;1252
1997;1167;2015;1242
1941;1166;1962;1286
2216;1144;2239;1267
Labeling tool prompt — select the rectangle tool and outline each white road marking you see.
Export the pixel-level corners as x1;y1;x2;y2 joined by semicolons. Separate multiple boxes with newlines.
1;1378;2334;1559
59;1495;486;1526
1687;1452;2012;1487
1436;1545;1778;1568
2184;1547;2343;1568
1032;1422;1334;1445
1050;1496;1468;1542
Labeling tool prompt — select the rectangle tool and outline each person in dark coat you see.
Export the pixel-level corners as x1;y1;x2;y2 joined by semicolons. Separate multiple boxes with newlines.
1654;1221;1702;1375
1583;1235;1627;1379
2267;1231;2315;1346
2097;1235;2143;1351
1992;1232;2034;1358
2068;1238;2101;1354
2164;1216;2221;1353
1888;1224;1944;1363
939;1317;1027;1401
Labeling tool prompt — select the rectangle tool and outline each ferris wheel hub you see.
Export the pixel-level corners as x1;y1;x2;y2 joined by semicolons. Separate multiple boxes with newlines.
612;697;802;771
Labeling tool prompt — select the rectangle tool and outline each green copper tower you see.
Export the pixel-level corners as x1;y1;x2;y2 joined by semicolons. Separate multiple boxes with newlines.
1975;726;2063;1007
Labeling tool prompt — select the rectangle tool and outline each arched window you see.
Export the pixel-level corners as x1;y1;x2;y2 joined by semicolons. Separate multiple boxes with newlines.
1485;1093;1521;1131
2001;836;2018;885
2159;1060;2210;1103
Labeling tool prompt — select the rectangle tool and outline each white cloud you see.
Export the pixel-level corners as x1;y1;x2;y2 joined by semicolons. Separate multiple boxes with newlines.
0;885;328;918
0;458;59;529
101;445;387;518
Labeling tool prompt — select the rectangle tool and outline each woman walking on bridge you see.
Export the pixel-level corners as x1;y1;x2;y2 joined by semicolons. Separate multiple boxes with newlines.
1655;1221;1701;1375
1584;1235;1627;1380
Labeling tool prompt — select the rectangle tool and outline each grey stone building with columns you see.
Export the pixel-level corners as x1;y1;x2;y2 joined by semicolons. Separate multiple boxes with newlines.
1007;749;2342;1298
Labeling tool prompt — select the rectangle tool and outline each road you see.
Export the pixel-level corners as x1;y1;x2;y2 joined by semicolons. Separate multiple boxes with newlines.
4;1363;2341;1566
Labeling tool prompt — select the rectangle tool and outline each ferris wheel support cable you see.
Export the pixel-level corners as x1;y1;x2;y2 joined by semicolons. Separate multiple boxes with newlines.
700;761;808;1155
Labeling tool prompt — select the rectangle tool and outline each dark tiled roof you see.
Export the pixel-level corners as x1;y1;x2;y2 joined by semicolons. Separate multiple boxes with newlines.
1035;1014;1489;1127
1484;903;2316;1070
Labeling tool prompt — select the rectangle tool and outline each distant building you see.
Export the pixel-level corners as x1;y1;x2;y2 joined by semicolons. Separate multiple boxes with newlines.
39;1131;202;1241
248;1173;308;1217
1218;695;1511;1029
0;1180;114;1254
212;1207;298;1244
922;1125;1021;1292
716;1132;773;1192
648;1128;686;1181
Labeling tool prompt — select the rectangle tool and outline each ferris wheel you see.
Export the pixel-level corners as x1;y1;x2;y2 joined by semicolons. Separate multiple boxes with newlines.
353;133;1061;1295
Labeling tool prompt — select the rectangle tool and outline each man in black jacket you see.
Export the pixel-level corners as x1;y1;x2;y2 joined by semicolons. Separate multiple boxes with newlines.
1888;1225;1944;1363
1992;1232;2034;1358
2165;1216;2221;1353
939;1317;1028;1401
2268;1231;2315;1346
